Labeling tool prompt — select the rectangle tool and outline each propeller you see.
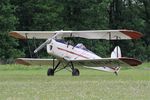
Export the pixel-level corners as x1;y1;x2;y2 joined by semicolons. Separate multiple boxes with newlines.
34;33;59;53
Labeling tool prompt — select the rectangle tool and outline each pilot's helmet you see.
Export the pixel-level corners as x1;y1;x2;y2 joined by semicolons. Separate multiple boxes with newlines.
76;43;86;49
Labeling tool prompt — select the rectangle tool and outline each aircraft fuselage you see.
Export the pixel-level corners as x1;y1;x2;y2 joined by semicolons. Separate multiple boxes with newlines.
46;39;101;60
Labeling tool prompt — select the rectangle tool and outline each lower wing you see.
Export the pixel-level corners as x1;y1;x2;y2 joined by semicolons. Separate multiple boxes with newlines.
16;57;142;67
15;58;58;66
15;57;141;74
65;57;142;67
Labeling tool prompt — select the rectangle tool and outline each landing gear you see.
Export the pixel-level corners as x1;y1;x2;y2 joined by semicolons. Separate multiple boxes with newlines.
47;68;54;76
70;62;79;76
72;68;80;76
114;71;118;76
114;67;120;76
47;60;80;76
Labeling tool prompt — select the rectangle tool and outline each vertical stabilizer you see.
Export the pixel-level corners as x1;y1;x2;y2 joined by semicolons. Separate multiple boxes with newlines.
111;46;121;58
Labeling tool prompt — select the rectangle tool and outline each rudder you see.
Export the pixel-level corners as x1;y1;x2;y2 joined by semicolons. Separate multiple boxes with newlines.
111;46;121;58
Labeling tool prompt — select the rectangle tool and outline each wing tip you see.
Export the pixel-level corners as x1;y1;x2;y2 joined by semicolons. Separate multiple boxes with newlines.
16;58;30;66
9;31;26;39
119;57;142;66
120;30;143;39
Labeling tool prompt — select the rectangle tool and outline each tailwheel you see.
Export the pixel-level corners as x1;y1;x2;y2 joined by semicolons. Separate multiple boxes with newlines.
47;68;54;76
72;68;80;76
114;71;118;76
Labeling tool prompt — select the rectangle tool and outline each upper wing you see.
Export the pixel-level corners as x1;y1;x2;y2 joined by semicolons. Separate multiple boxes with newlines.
15;58;58;66
65;57;142;67
67;30;143;40
9;30;142;40
9;31;56;39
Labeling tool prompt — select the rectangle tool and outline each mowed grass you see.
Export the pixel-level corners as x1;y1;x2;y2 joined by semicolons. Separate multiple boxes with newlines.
0;63;150;100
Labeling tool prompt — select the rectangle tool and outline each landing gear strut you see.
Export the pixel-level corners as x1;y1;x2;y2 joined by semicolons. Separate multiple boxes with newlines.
70;62;80;76
47;60;79;76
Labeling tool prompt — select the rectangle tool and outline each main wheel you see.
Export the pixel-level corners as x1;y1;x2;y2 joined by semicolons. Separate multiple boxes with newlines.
72;68;80;76
47;68;54;76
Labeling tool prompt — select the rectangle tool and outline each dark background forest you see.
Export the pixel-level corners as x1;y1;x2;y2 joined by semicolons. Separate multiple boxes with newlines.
0;0;149;63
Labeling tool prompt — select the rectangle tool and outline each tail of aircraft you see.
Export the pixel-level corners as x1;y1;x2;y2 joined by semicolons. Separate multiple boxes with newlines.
111;46;122;58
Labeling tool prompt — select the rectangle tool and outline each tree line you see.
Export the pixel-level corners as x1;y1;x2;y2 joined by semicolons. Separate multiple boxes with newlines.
0;0;149;63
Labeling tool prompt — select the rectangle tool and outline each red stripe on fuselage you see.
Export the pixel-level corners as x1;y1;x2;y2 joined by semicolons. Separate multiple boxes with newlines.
57;47;89;59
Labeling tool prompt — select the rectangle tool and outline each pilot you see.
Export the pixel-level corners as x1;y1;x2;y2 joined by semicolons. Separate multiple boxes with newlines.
75;43;86;49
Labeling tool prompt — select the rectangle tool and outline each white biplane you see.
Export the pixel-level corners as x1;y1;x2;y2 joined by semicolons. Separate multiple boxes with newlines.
10;30;143;76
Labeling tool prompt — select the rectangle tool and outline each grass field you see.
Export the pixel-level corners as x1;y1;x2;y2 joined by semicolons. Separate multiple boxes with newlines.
0;63;150;100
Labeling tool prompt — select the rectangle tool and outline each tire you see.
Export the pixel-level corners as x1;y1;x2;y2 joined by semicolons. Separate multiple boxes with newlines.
47;68;54;76
72;68;80;76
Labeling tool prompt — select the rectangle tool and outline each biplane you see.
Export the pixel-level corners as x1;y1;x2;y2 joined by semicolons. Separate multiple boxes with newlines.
9;30;143;76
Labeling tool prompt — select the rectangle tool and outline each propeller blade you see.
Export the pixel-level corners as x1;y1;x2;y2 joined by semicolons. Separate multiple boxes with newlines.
34;33;59;53
34;39;51;53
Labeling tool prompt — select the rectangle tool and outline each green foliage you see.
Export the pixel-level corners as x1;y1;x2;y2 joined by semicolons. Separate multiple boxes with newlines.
0;0;24;63
29;0;64;30
0;0;149;62
0;0;17;32
0;34;25;63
